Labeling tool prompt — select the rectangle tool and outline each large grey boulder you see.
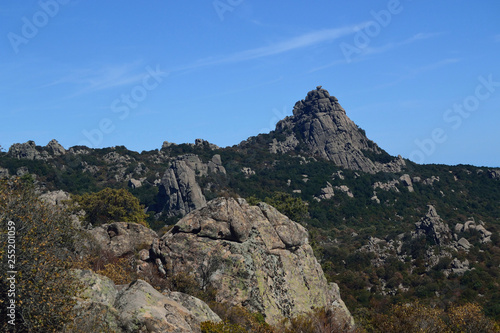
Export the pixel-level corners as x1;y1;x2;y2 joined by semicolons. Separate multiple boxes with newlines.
88;222;158;257
115;280;203;333
39;190;71;206
71;269;220;333
153;197;354;327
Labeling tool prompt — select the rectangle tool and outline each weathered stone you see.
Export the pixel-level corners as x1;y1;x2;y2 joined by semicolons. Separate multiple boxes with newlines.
138;248;150;261
335;185;354;198
399;174;414;192
153;198;353;327
16;166;29;176
156;154;226;217
8;140;49;160
46;139;66;155
414;205;451;246
457;237;471;251
241;167;256;177
423;176;440;185
0;167;8;178
265;87;403;174
194;138;220;150
115;280;203;333
128;178;142;189
157;157;207;218
318;182;334;200
39;190;71;206
72;269;220;333
88;222;158;257
164;291;221;323
373;179;400;192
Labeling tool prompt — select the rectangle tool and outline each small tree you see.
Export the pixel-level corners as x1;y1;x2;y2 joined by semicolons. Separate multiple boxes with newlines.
264;192;308;222
73;187;148;227
0;177;83;332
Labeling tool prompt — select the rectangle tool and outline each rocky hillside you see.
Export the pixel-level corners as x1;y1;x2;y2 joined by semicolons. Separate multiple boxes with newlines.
69;198;354;332
1;87;500;329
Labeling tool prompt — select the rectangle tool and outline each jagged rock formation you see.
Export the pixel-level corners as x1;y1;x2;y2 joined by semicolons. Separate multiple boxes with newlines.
414;205;452;246
156;154;226;217
152;197;354;326
7;139;66;160
89;222;158;257
72;269;220;333
314;182;335;201
46;139;66;156
8;140;48;160
267;87;404;173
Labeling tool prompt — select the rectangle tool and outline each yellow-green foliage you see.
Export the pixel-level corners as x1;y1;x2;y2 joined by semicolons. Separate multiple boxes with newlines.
200;321;247;333
370;301;499;333
447;303;499;333
72;187;148;227
207;302;275;333
0;177;83;332
276;307;358;333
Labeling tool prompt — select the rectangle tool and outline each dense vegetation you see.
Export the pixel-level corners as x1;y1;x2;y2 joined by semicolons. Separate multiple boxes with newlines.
0;177;83;332
1;139;500;331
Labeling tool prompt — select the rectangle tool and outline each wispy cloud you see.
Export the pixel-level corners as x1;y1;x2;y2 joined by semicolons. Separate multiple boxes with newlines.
372;58;460;90
361;32;444;57
308;32;444;73
42;61;146;97
495;34;500;42
176;24;368;72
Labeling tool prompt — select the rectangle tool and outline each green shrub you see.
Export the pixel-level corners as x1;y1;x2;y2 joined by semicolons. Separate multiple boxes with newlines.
72;187;148;227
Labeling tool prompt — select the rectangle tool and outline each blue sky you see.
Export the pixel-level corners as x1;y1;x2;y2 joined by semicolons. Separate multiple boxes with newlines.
1;0;499;167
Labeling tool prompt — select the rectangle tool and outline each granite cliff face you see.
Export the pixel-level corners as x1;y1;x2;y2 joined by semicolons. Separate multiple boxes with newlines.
152;197;354;326
268;86;404;173
156;154;226;217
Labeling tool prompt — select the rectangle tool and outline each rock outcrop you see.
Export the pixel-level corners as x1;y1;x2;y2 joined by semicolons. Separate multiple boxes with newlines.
267;87;403;173
88;222;158;257
39;190;71;206
46;139;66;155
414;205;452;246
72;269;220;333
156;154;226;217
152;197;353;326
8;139;65;160
8;140;49;160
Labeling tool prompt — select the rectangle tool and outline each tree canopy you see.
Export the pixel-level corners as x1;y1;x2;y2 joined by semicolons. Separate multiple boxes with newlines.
73;187;148;227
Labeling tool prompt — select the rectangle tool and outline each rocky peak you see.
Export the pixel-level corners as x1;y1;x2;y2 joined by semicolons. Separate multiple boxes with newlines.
293;86;344;116
46;139;66;156
270;87;403;174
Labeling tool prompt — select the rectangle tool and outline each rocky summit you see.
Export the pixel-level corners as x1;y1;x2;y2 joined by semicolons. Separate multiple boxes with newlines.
265;86;405;173
152;197;354;326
